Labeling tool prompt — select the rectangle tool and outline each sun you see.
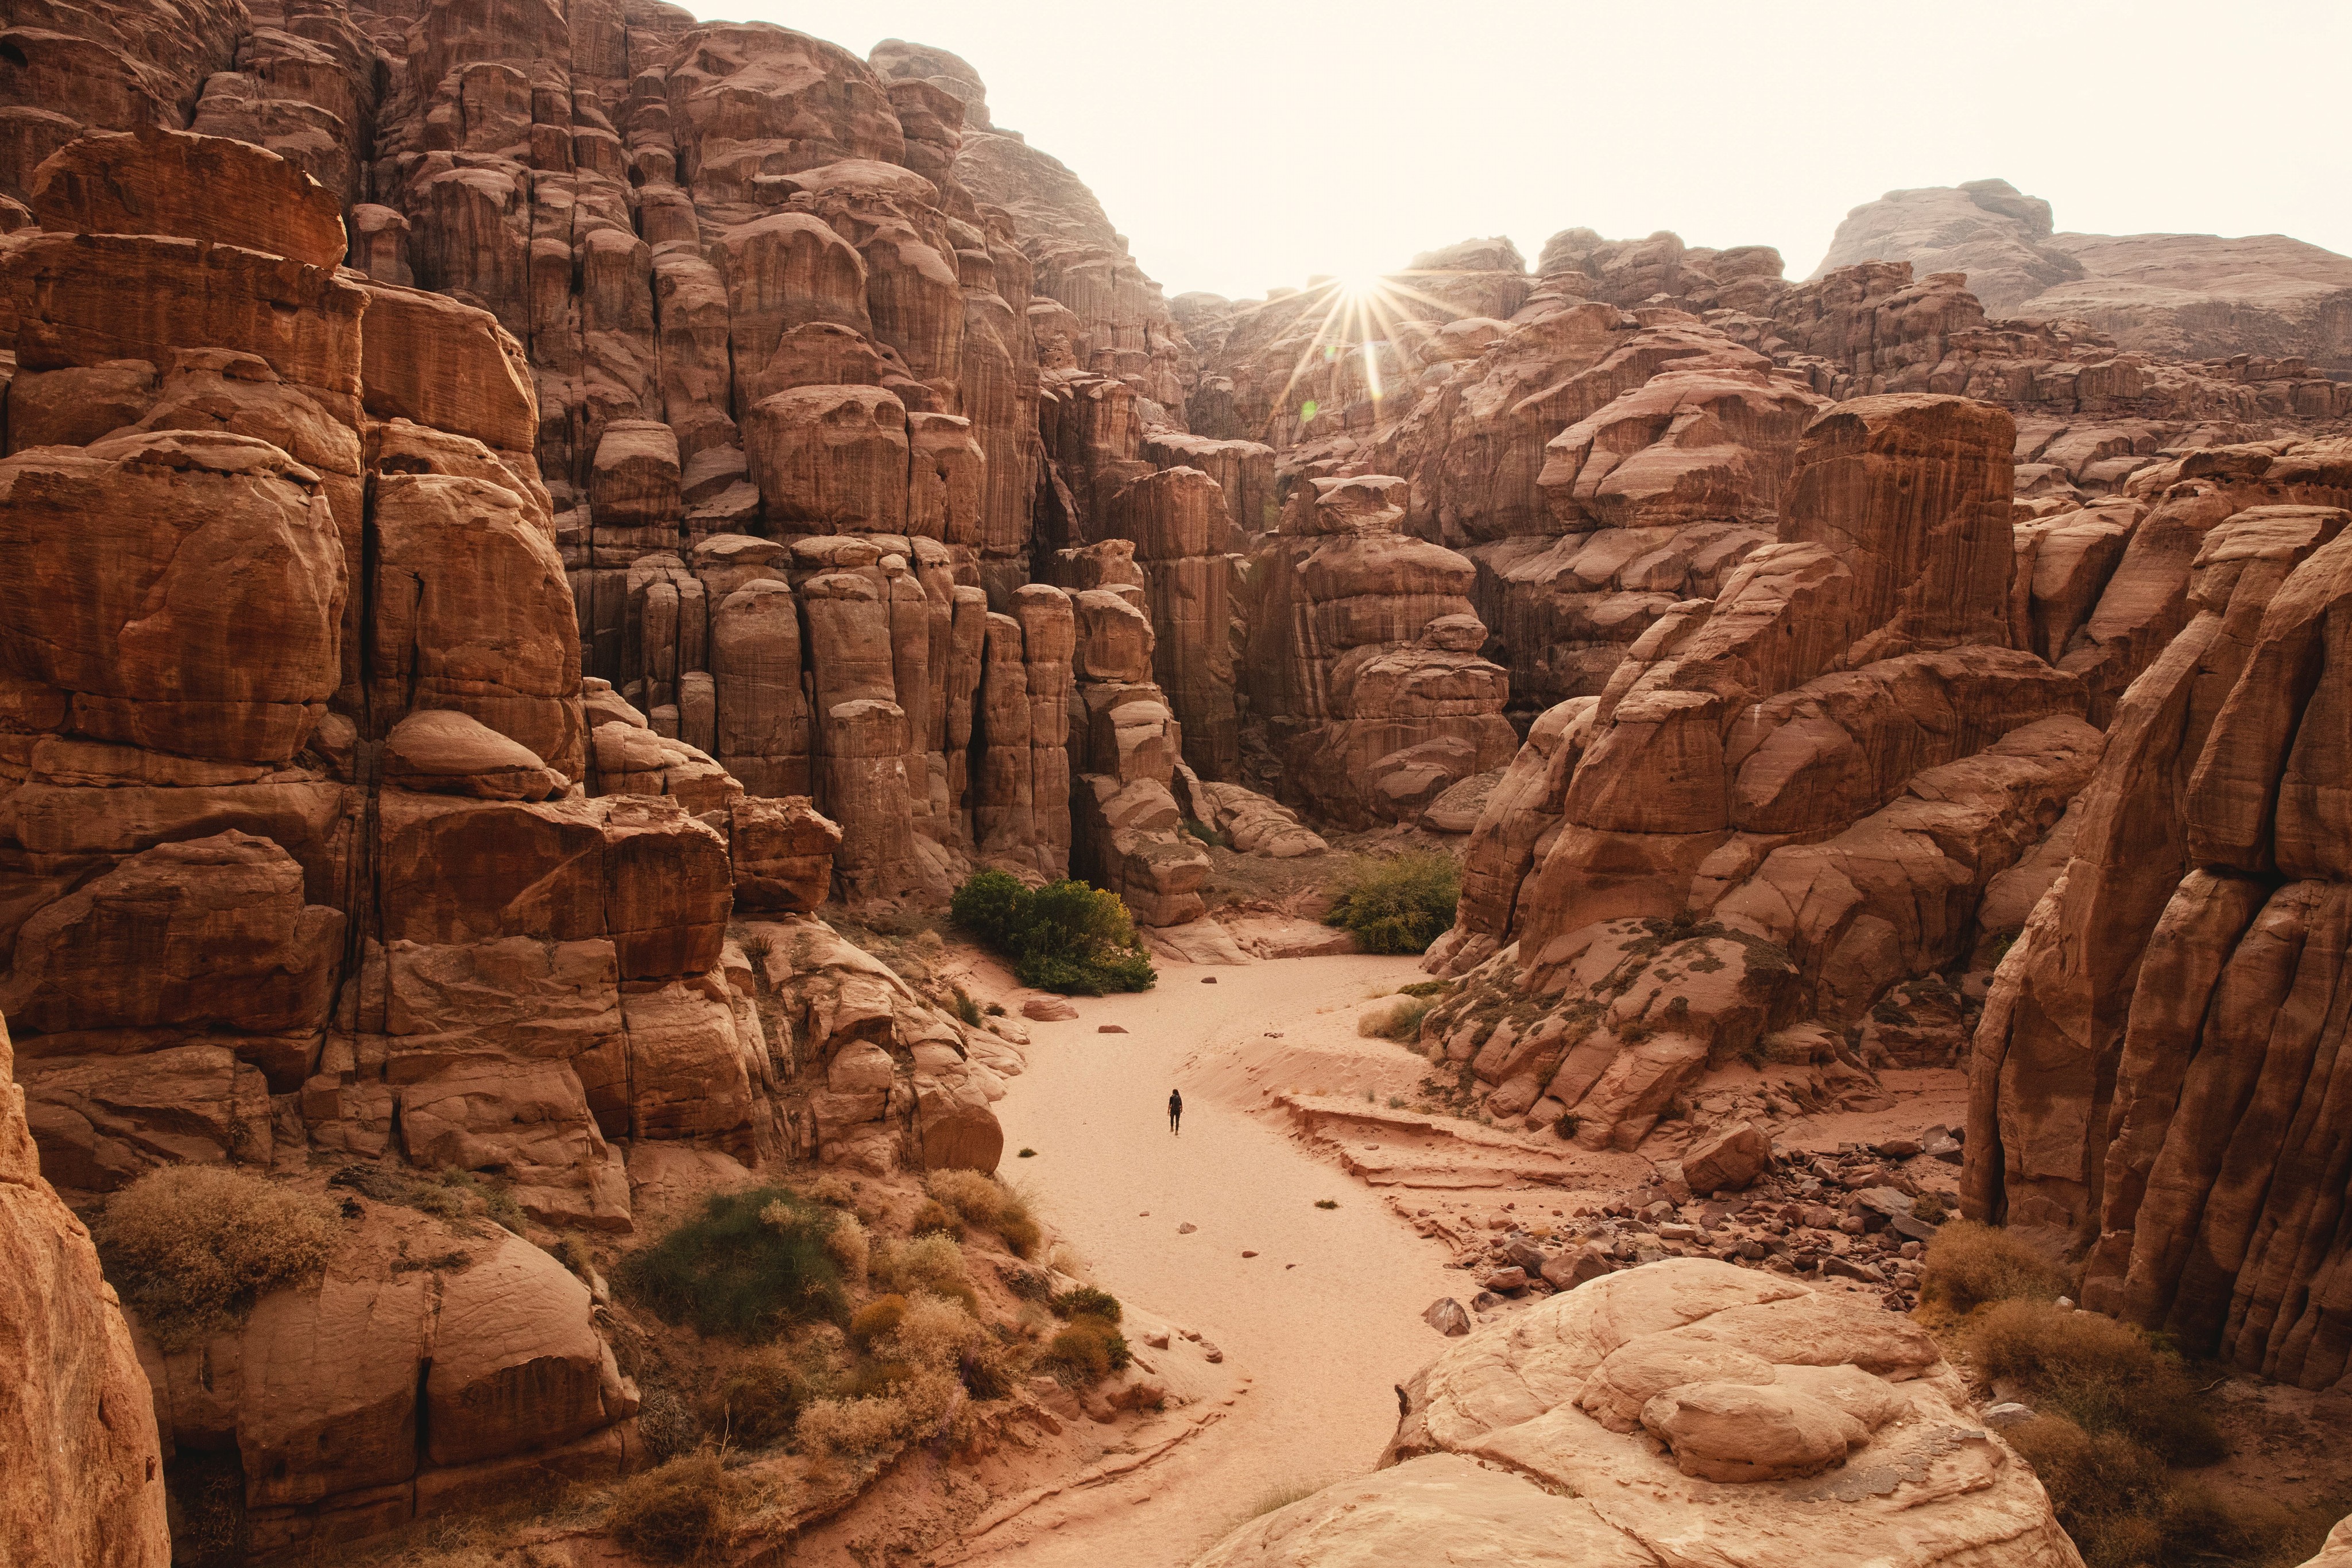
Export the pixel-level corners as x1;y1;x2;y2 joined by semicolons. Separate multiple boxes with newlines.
1274;268;1471;428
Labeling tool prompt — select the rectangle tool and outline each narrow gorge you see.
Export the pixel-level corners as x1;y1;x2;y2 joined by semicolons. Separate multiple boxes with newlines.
2;2;2351;1566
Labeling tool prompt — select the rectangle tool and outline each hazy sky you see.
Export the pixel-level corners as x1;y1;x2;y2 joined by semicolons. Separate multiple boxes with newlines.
723;0;2352;301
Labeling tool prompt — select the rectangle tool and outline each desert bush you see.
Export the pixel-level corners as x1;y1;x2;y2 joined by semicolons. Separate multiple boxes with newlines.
849;1295;907;1350
1035;1314;1129;1387
926;1170;1042;1257
909;1199;962;1238
951;986;982;1026
1322;853;1460;955
1966;1300;2223;1464
805;1173;858;1208
821;1210;869;1286
796;1370;961;1459
95;1166;336;1350
876;1232;976;1313
604;1452;740;1562
1048;1284;1121;1323
1918;1219;2074;1314
1911;1189;1951;1225
702;1348;808;1447
2009;1414;2318;1568
948;871;1157;994
885;1294;983;1370
616;1187;845;1340
1360;995;1434;1041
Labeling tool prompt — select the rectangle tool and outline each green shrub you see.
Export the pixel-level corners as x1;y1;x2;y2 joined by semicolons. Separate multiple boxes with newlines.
616;1186;846;1340
951;987;983;1026
605;1452;740;1562
1361;995;1434;1041
1036;1314;1128;1387
1919;1219;2074;1314
1323;853;1461;954
703;1348;808;1447
949;872;1158;994
950;869;1032;947
1049;1285;1121;1323
95;1166;336;1351
1966;1300;2223;1464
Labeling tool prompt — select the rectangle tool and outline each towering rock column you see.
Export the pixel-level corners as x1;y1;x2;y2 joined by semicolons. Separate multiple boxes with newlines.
1106;466;1240;779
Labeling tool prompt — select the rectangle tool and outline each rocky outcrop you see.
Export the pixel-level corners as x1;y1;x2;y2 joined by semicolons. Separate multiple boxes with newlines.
1819;179;2352;376
1418;394;2106;1147
1194;1259;2082;1568
0;1013;170;1568
1239;475;1516;824
1964;440;2352;1388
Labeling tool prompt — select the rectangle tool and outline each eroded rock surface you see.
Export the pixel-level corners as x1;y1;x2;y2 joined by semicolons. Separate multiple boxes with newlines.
1195;1259;2082;1568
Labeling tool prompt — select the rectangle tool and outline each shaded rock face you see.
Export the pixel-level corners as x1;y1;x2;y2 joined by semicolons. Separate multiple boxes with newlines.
0;1015;171;1568
1194;1259;2082;1568
1238;474;1517;826
1965;444;2352;1388
1819;179;2352;375
1417;394;2105;1147
0;121;1034;1549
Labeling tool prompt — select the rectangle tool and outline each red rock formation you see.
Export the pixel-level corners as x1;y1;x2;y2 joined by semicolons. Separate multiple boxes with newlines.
1422;394;2103;1147
0;1013;171;1568
1965;440;2352;1384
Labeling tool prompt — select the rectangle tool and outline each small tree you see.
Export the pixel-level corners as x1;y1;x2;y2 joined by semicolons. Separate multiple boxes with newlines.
947;873;1156;994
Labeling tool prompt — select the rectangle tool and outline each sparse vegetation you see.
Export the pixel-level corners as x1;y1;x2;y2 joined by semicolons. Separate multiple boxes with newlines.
1036;1314;1129;1386
1966;1300;2222;1465
616;1186;846;1340
95;1166;336;1351
1314;1199;1339;1210
795;1369;962;1459
876;1232;976;1311
951;986;982;1025
702;1347;809;1447
604;1452;742;1562
949;870;1158;994
1048;1284;1121;1322
1918;1219;2074;1314
926;1169;1042;1257
1245;1479;1326;1522
1018;1147;1036;1158
1363;994;1435;1040
1322;852;1460;954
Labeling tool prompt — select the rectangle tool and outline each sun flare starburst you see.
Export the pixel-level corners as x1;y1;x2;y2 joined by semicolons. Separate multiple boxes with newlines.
1271;265;1474;437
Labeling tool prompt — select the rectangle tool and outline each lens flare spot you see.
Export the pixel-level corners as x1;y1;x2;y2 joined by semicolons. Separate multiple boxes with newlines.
1301;399;1319;423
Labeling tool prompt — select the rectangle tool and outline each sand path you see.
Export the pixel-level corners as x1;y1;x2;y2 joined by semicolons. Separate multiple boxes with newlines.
964;954;1464;1566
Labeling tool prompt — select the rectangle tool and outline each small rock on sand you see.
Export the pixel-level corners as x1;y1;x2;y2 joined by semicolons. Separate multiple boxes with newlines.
1423;1297;1472;1335
1098;1024;1127;1033
1201;976;1218;984
1178;1222;1197;1234
1023;996;1078;1021
1241;1249;1258;1258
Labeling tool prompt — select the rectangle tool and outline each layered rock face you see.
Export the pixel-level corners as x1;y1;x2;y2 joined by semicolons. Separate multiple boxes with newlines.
0;122;1034;1546
1239;474;1518;826
1195;1259;2082;1568
0;1016;170;1568
1417;394;2107;1147
1965;440;2352;1388
1187;226;2351;740
1820;178;2352;375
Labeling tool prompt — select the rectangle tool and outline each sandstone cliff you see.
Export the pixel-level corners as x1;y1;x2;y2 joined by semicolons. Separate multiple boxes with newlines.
1818;179;2352;376
0;1014;171;1568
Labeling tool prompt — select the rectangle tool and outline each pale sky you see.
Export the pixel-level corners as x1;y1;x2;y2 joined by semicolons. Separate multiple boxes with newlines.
720;0;2352;302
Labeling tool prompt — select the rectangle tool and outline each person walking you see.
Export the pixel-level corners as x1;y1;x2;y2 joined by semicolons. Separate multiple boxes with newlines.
1168;1088;1183;1135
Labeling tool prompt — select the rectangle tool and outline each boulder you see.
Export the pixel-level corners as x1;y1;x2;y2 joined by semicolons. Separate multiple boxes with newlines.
1201;1260;2080;1567
30;125;346;268
1680;1121;1771;1195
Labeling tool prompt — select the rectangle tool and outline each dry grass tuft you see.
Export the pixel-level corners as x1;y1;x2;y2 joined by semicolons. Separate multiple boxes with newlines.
96;1166;336;1350
1918;1218;2074;1314
1965;1300;2223;1464
604;1452;742;1562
